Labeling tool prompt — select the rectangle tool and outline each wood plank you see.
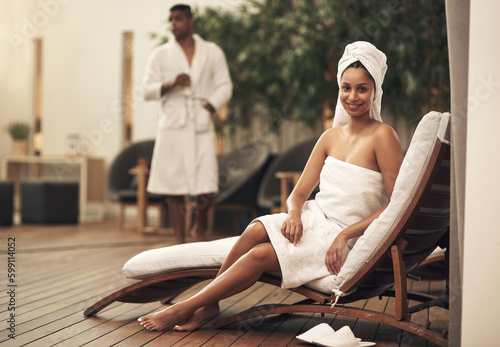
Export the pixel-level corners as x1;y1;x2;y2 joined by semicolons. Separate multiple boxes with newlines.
1;249;138;317
186;284;284;347
57;303;164;346
20;302;161;346
170;283;276;346
258;293;314;346
403;279;439;347
0;277;141;343
287;313;336;347
359;293;400;345
232;290;305;346
0;221;448;346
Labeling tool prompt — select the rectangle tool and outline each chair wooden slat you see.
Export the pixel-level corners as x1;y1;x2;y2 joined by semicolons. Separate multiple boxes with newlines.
403;229;448;251
420;188;450;208
408;213;450;230
339;140;449;295
434;165;451;185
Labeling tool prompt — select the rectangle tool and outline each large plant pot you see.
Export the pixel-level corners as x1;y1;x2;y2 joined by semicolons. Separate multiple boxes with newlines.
11;140;28;155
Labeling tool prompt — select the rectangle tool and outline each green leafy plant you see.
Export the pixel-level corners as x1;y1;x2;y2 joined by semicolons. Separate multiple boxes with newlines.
6;121;31;140
152;0;450;132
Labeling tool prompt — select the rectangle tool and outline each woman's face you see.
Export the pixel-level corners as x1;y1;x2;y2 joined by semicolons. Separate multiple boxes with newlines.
339;67;375;119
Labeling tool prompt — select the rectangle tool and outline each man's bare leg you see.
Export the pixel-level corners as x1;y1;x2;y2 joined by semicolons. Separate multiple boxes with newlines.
138;242;280;331
174;221;270;331
190;194;212;241
168;195;186;244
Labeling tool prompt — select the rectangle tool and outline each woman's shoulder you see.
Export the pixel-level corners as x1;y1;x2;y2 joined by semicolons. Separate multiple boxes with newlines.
372;122;399;140
317;122;399;145
372;122;403;155
317;127;342;145
321;126;343;138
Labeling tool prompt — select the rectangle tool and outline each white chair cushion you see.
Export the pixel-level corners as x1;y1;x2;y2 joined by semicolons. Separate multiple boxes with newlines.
122;111;450;296
122;236;239;279
325;111;450;296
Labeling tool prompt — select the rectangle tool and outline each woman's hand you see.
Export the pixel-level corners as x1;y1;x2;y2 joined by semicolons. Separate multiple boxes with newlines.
280;210;303;246
325;233;349;275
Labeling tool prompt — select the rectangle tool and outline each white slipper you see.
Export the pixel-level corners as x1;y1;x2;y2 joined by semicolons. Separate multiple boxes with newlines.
312;326;376;347
296;323;337;344
297;324;375;347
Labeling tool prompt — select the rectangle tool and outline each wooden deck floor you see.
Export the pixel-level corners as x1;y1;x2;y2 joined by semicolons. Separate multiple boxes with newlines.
0;221;448;346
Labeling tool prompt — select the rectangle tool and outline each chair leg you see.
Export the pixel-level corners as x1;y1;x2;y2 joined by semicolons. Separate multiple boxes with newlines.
158;203;167;227
143;205;149;230
250;207;258;220
391;242;408;321
207;205;214;236
119;204;126;230
184;195;193;235
232;210;239;232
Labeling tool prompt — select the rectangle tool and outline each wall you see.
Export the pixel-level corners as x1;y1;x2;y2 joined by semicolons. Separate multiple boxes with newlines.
1;0;241;157
462;0;500;345
1;0;35;153
1;0;415;157
1;0;415;220
0;0;241;218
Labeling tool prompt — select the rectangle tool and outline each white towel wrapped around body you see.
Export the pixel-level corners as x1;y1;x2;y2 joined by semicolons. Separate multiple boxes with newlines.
256;156;387;289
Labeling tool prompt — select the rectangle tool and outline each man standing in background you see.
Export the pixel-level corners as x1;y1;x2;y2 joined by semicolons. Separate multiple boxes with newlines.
142;4;233;243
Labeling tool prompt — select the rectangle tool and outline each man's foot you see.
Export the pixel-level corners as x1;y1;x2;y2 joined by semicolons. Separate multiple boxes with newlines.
189;223;206;242
138;304;191;331
174;303;220;331
175;234;186;244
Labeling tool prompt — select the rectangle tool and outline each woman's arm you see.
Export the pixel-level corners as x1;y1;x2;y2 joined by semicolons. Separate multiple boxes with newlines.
325;124;403;274
375;125;404;200
281;130;334;245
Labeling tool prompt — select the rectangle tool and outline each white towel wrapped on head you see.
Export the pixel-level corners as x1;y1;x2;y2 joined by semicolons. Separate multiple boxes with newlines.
332;41;388;128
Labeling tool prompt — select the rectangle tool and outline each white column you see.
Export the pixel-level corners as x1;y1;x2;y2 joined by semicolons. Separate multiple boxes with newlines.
462;0;500;345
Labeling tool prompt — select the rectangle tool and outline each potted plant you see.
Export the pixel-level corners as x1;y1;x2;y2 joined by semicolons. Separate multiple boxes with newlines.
6;121;31;155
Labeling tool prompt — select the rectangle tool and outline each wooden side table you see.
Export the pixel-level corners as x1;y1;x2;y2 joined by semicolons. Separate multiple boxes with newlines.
129;163;191;234
274;171;302;213
1;155;105;222
128;164;149;233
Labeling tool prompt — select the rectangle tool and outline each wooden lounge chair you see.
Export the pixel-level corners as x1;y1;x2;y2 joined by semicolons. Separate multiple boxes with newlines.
410;246;448;281
84;111;451;346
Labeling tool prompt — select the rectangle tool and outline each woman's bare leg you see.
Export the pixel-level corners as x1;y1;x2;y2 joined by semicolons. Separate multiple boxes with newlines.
173;221;270;331
138;242;280;331
218;221;270;275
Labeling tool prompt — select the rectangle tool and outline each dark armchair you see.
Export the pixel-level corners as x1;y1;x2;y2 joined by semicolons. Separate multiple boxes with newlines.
107;139;167;229
257;138;318;213
207;140;272;234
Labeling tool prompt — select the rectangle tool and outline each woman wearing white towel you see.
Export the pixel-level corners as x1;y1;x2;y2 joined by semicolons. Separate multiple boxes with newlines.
138;41;404;332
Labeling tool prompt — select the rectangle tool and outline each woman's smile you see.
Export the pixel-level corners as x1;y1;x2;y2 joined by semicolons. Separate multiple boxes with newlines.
345;101;363;110
340;67;375;118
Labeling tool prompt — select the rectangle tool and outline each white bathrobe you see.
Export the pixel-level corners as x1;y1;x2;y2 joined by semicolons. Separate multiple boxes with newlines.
142;34;233;195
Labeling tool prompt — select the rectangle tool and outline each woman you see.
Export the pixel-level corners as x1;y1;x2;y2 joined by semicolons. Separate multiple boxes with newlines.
138;41;404;331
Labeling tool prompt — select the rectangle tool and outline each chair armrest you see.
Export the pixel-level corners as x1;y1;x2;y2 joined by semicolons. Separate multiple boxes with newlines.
275;171;301;213
129;160;150;233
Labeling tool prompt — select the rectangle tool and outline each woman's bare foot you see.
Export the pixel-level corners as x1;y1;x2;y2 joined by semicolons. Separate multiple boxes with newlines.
174;303;220;331
138;304;192;331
